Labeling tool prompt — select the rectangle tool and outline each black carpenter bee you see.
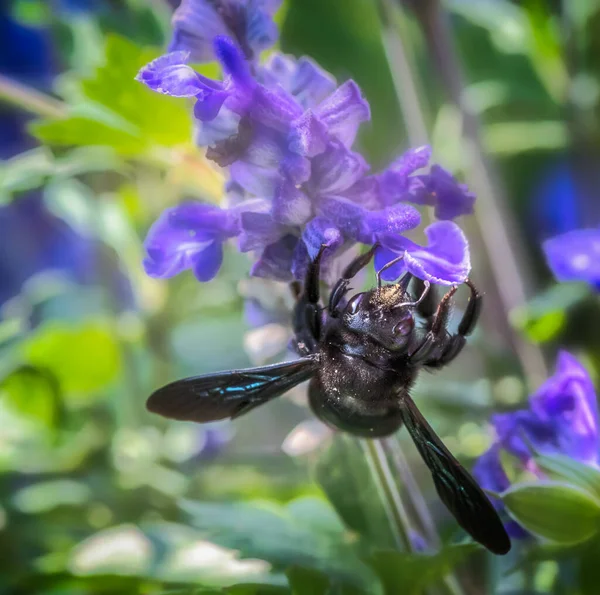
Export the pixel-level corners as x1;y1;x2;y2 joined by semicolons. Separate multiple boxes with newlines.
147;244;511;555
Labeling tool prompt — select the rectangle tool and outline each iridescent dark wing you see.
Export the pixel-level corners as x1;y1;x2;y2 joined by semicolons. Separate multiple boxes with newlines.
147;356;319;423
399;393;511;555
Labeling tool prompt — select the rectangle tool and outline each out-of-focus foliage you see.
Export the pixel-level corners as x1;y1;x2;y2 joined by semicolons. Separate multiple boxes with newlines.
2;0;600;594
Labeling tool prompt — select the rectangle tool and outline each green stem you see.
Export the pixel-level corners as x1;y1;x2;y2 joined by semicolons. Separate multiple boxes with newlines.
362;439;413;552
383;437;439;546
0;74;67;119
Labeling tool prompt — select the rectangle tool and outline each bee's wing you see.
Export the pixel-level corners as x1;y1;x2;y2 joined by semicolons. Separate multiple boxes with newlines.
399;393;511;555
147;356;319;423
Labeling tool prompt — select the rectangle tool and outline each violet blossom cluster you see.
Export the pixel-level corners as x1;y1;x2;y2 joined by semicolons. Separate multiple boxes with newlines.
136;0;475;286
474;351;599;537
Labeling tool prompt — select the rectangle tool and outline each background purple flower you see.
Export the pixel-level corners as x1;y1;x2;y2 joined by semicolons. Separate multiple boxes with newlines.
474;351;599;537
543;227;600;291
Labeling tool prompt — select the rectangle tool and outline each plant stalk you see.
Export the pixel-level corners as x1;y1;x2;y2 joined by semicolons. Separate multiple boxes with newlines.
0;74;67;119
362;439;414;552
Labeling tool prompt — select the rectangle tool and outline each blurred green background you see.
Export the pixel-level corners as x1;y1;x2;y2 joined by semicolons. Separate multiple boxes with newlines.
2;0;600;593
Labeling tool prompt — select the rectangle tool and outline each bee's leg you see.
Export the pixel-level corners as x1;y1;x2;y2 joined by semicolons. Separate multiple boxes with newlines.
328;244;378;315
412;278;438;322
408;285;458;365
292;244;328;354
421;280;483;369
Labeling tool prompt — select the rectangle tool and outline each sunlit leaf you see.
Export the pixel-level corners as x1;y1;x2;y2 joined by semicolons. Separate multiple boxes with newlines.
30;35;193;156
23;321;121;399
510;283;589;343
502;481;600;544
535;454;600;500
1;365;60;428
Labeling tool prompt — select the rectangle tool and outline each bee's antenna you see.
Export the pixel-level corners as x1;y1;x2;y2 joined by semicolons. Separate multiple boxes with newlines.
376;254;405;289
393;281;431;309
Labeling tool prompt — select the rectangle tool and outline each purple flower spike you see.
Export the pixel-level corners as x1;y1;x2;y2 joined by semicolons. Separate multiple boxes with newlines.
169;0;281;63
376;221;471;285
543;227;600;290
143;203;240;282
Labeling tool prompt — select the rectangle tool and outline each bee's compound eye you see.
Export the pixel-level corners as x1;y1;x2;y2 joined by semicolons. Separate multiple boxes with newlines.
393;316;414;336
346;294;363;315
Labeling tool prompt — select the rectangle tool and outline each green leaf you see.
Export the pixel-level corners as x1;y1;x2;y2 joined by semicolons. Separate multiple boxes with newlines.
225;586;289;595
31;35;192;156
31;117;147;156
13;479;91;514
501;481;600;544
179;496;378;590
367;543;480;595
510;283;589;343
535;454;600;499
23;321;121;399
1;365;61;428
286;567;329;595
314;435;396;549
81;35;192;146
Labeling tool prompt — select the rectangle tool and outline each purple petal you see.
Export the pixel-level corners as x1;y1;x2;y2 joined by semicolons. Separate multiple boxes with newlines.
143;207;222;280
529;351;599;466
136;51;223;98
309;142;369;195
411;165;476;220
248;85;304;130
377;221;471;285
168;202;240;237
316;196;364;239
315;80;370;147
194;107;241;146
492;410;552;463
302;217;343;260
472;446;529;539
168;0;229;62
260;54;337;109
192;240;223;282
239;210;283;252
251;234;298;281
214;35;254;89
359;203;421;244
543;227;600;289
473;445;511;496
228;126;285;196
288;110;329;158
272;181;312;226
245;0;281;55
378;145;432;206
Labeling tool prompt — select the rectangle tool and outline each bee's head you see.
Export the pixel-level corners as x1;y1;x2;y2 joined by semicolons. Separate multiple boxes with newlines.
342;282;425;350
